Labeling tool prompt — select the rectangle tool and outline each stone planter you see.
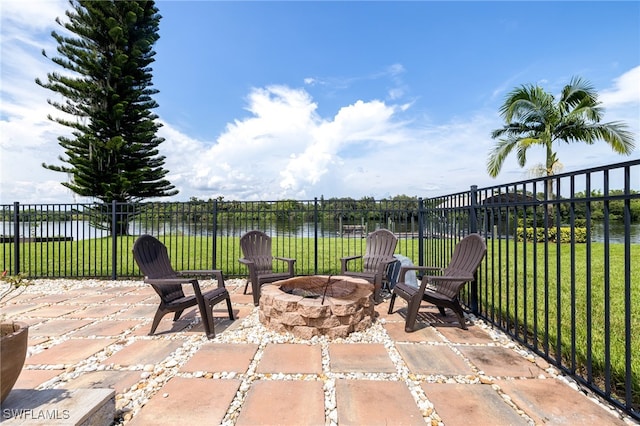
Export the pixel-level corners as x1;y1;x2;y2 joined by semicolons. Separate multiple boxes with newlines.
1;321;28;403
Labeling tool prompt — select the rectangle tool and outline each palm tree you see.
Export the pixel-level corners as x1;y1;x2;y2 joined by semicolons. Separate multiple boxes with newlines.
487;77;635;224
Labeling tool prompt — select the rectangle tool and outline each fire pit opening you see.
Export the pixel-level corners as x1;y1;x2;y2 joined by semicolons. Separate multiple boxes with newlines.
259;275;376;339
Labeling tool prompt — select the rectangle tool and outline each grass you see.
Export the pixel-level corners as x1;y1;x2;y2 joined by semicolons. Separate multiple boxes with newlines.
481;239;639;409
2;235;638;408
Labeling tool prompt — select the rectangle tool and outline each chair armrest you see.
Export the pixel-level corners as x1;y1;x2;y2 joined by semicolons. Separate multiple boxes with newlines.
178;269;221;275
421;274;475;299
375;256;399;278
145;277;210;302
178;269;226;288
274;257;296;275
238;258;257;272
398;266;442;283
340;255;362;273
425;274;475;283
144;277;198;286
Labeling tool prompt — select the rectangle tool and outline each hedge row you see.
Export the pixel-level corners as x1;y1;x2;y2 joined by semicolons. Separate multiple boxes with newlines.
516;227;587;243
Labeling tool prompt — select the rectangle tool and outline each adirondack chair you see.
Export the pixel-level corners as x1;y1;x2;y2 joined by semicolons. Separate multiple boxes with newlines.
340;228;398;303
132;234;234;338
239;230;296;306
388;233;486;331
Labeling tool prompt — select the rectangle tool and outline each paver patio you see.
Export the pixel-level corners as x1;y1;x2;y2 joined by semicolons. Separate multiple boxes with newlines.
2;280;632;425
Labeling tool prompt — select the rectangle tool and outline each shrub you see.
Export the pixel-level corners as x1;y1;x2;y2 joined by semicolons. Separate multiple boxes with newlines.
516;227;587;243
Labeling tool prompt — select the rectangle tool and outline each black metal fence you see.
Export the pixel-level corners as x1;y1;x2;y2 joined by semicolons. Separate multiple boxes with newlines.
1;159;638;419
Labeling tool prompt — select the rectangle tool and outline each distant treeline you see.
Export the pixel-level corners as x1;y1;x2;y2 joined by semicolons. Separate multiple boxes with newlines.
1;190;638;224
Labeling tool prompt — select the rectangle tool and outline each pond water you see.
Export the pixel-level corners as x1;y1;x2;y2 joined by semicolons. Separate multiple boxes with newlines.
1;221;639;244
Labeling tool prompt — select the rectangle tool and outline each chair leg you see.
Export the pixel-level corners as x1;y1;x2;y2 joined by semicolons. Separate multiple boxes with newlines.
251;280;261;306
449;300;468;330
373;277;383;304
196;298;216;339
149;308;167;335
204;308;216;339
243;279;250;295
226;296;234;320
388;293;397;314
437;306;446;316
404;296;422;332
173;309;184;321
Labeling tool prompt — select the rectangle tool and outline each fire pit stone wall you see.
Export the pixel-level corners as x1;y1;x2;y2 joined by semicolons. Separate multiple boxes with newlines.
258;275;376;339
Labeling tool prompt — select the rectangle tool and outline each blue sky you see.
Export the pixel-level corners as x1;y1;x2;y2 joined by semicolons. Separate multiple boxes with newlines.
1;1;639;204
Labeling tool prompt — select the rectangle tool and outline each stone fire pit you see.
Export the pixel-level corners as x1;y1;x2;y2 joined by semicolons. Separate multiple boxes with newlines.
258;275;375;339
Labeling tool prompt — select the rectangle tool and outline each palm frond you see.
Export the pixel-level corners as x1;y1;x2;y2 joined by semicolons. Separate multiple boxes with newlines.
489;75;635;179
487;138;517;177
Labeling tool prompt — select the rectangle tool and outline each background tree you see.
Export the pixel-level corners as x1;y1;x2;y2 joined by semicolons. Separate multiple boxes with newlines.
487;77;635;224
36;0;177;235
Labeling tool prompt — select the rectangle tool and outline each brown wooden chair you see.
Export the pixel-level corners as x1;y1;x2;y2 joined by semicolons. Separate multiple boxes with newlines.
341;228;398;303
388;233;486;331
239;230;296;306
132;234;234;338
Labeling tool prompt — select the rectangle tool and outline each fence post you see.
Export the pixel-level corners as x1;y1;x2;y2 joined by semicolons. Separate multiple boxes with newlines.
313;197;319;275
417;198;424;266
469;185;479;315
469;185;479;234
111;200;117;280
212;199;218;268
13;201;20;275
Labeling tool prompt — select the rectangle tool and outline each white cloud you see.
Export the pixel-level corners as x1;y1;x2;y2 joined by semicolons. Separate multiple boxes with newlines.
0;0;67;31
600;65;640;107
154;88;502;201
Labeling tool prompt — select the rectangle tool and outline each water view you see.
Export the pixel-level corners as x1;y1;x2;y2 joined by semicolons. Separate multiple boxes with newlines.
2;221;639;244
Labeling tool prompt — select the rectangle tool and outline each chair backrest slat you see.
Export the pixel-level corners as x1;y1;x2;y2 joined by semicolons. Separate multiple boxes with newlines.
438;234;487;298
363;229;398;273
133;234;185;302
240;230;274;273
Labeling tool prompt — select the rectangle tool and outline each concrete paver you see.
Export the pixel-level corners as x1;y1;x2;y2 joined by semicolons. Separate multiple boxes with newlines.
396;343;474;376
437;323;498;344
128;377;240;426
70;320;141;337
26;338;116;366
497;378;627;425
236;380;325;426
256;343;322;374
457;345;546;378
329;343;396;373
383;321;443;342
422;383;529;425
25;304;83;318
102;340;184;367
62;370;141;395
13;369;61;390
32;294;75;304
336;379;425;426
181;343;259;373
28;318;94;337
67;294;116;304
116;304;166;320
65;304;125;319
0;302;40;317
